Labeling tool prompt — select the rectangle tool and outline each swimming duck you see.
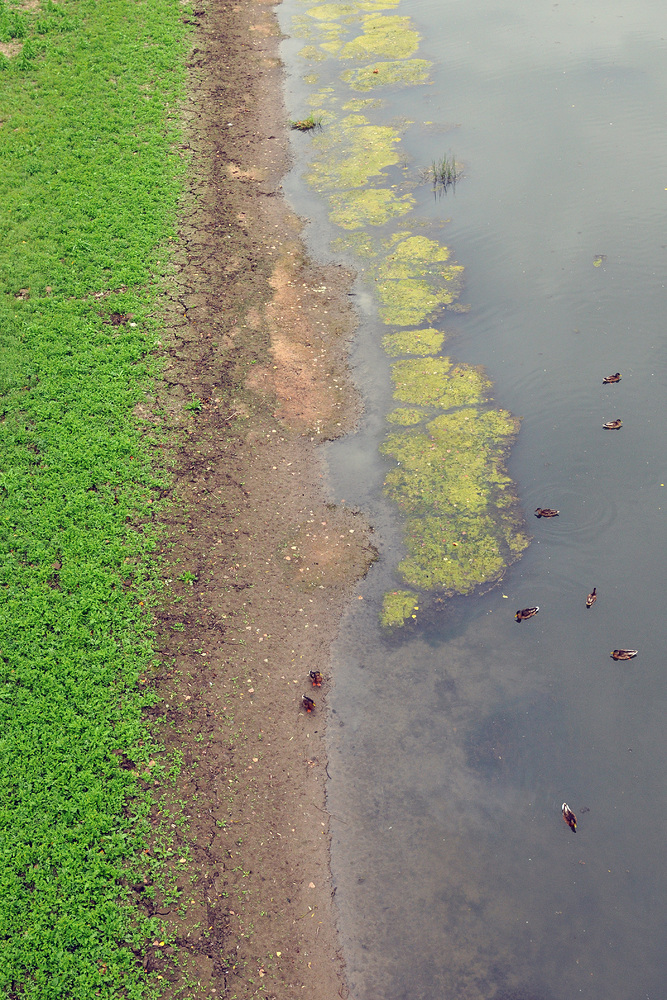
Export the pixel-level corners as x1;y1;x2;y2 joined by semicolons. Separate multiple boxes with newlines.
302;694;315;712
586;587;597;608
611;649;637;661
602;372;621;384
535;508;559;518
603;419;622;430
515;606;539;622
562;802;577;833
309;670;323;687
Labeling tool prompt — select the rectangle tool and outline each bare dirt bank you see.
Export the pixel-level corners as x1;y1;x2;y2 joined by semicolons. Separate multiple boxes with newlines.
143;1;374;996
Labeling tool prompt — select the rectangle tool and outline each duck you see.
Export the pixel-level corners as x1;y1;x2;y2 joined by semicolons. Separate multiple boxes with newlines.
562;802;577;833
586;587;597;608
611;649;637;661
603;418;622;430
602;372;622;384
515;606;539;622
302;694;315;712
309;670;322;687
535;508;559;518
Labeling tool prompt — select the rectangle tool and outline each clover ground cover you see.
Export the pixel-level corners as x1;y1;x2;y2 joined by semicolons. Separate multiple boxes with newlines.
0;2;190;995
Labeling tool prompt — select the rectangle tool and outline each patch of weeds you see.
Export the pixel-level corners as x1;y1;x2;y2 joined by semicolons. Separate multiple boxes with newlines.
289;113;322;131
430;152;462;194
0;2;27;42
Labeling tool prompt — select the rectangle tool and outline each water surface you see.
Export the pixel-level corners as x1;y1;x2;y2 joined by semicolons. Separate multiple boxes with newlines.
279;1;667;996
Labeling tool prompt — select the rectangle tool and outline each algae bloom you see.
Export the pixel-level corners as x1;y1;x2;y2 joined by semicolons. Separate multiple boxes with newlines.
292;0;529;626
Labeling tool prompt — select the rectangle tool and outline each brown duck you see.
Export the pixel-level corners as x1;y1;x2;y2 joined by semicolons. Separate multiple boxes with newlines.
586;587;597;608
602;372;621;384
302;694;315;713
603;418;622;430
515;606;539;622
562;802;577;833
535;508;559;518
309;670;323;687
611;649;637;661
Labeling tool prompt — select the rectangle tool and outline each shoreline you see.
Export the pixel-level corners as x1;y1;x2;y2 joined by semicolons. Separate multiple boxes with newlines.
147;0;374;995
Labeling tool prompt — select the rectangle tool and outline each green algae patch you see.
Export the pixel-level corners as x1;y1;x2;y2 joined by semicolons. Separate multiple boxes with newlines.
307;4;353;19
329;188;414;229
306;1;400;20
375;234;465;325
377;280;450;326
381;589;421;627
342;97;385;112
392;359;491;408
430;406;519;442
338;14;420;60
380;407;529;598
386;407;427;425
383;327;445;356
331;231;381;257
383;410;516;516
398;515;506;591
308;84;336;102
299;43;327;61
292;14;323;39
311;21;347;47
342;58;432;91
384;234;458;271
306;115;402;189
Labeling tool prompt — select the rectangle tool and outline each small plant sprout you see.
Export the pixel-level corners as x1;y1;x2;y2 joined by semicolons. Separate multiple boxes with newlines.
430;152;462;194
289;114;322;132
185;394;203;412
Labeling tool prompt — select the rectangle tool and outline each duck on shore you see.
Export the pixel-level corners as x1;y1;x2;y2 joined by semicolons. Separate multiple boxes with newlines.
302;694;315;712
309;670;322;687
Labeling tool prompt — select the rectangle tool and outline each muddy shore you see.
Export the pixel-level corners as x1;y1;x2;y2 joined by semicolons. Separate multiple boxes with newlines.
144;0;374;996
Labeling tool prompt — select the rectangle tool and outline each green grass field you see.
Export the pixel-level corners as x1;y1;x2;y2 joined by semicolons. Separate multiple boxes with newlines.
0;1;190;995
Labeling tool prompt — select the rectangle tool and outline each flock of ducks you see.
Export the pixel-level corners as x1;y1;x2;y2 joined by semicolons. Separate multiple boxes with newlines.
302;373;636;834
517;372;637;834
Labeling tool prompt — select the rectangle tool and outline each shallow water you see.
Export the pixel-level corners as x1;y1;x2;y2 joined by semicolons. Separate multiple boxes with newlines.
279;1;667;997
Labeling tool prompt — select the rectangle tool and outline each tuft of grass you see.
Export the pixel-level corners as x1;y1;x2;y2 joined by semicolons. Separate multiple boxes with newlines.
289;114;322;132
0;0;193;996
431;152;461;193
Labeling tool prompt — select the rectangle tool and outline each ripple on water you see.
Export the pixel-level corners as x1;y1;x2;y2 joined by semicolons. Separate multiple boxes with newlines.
528;483;618;552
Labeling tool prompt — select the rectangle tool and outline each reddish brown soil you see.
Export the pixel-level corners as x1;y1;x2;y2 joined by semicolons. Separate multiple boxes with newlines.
142;1;374;997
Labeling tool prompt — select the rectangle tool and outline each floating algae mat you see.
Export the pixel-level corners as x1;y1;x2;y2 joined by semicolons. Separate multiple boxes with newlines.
291;0;529;625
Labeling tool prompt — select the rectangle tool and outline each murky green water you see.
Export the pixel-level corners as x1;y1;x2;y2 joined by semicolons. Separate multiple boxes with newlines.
279;0;667;996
